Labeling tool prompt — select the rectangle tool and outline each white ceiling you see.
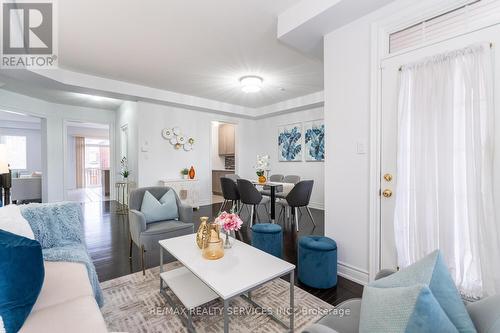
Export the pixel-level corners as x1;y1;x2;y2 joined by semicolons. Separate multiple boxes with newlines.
57;0;323;108
278;0;397;58
0;72;124;111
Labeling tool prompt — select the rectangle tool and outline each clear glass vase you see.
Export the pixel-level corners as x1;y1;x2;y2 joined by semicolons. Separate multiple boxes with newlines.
201;224;224;260
224;231;232;249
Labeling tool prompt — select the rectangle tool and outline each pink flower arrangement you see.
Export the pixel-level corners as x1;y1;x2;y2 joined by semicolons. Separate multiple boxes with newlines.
215;212;243;232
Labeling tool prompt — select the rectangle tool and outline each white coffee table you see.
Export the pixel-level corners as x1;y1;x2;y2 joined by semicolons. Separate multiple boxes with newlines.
159;234;295;333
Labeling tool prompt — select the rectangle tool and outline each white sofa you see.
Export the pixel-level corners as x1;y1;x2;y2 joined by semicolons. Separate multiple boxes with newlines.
19;261;107;333
11;177;42;203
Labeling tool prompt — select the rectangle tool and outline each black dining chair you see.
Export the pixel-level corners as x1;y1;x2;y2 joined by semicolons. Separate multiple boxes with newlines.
275;175;301;200
219;177;240;214
277;180;315;232
237;179;270;225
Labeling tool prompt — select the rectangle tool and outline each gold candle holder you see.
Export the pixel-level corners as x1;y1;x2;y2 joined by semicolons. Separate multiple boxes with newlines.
196;217;209;249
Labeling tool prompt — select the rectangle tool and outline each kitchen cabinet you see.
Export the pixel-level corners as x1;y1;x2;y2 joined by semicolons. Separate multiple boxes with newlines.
212;170;234;195
218;124;235;156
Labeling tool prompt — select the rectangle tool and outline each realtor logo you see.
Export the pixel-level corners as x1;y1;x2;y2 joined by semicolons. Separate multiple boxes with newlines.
1;0;58;68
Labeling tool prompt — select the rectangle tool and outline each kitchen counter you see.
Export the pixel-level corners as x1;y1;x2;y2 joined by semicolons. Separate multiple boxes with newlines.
212;170;235;195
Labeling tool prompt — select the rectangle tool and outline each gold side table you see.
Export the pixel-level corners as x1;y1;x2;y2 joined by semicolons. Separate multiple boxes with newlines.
115;181;130;215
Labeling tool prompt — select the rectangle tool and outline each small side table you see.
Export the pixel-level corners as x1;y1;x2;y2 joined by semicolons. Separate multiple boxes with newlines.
115;181;130;215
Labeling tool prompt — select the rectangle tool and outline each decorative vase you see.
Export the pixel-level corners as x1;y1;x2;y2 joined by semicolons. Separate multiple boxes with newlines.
189;166;196;179
258;175;266;184
201;223;224;260
224;231;232;249
196;217;209;249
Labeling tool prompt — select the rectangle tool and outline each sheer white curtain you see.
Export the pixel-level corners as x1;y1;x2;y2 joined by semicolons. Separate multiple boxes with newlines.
394;44;500;298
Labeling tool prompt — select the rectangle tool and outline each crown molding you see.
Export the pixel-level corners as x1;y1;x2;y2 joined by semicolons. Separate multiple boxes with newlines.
20;68;323;118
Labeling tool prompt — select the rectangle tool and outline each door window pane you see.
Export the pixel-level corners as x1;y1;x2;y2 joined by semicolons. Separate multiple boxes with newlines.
0;135;27;169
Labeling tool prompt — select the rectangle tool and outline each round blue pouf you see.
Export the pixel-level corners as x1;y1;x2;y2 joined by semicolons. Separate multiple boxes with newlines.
298;236;337;289
251;223;283;258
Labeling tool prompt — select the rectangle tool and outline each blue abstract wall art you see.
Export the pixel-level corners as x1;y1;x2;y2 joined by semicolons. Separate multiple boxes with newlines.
304;120;324;161
278;123;302;162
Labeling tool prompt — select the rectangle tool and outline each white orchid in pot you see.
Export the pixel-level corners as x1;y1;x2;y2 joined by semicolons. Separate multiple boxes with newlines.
119;157;130;180
255;154;270;183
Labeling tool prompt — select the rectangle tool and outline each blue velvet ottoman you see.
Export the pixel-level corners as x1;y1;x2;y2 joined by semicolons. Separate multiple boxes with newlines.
251;223;282;258
298;236;337;288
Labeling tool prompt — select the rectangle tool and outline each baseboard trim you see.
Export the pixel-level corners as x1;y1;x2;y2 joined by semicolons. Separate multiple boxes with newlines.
308;202;324;210
200;199;325;211
337;261;369;286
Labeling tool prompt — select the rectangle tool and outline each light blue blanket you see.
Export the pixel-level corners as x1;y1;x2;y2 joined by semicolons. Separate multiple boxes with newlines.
20;202;103;307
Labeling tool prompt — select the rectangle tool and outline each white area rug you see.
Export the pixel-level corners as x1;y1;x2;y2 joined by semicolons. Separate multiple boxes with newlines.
100;262;333;332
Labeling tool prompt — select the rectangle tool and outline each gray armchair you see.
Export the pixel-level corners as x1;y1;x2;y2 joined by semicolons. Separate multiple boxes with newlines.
128;186;194;274
303;269;500;333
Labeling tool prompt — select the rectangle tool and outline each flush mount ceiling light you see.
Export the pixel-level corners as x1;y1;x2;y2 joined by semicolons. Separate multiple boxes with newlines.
239;75;263;93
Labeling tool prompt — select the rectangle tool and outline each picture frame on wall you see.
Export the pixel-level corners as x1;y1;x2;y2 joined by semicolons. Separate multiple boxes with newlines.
278;123;302;162
304;119;324;162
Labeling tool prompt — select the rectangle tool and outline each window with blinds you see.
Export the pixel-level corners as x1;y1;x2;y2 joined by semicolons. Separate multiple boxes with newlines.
389;0;500;54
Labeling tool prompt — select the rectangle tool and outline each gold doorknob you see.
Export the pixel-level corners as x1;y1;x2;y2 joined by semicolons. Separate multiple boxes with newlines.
382;189;393;198
384;173;393;182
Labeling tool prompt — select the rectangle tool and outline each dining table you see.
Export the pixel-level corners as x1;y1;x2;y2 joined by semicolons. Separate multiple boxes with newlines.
252;181;295;223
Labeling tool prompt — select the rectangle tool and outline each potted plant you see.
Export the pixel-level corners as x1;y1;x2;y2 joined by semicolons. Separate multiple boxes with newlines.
255;155;270;183
180;168;189;179
119;157;130;180
256;170;266;183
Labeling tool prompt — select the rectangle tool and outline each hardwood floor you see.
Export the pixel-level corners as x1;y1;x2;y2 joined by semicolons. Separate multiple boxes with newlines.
67;187;109;202
82;200;363;306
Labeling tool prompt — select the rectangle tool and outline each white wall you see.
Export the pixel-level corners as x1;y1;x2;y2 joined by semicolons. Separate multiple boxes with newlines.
66;126;109;139
323;0;437;284
324;18;371;284
0;120;42;174
116;101;139;185
133;102;325;207
135;102;257;205
0;90;116;202
254;107;324;209
0;89;325;208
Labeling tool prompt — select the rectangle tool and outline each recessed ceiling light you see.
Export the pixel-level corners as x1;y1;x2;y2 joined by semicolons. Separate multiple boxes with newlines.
239;75;263;93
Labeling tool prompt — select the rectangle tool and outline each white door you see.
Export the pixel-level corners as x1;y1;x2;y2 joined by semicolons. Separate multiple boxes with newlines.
379;24;500;270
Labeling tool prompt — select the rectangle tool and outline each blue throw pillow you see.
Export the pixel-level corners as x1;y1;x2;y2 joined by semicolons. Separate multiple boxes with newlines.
370;250;476;332
0;229;45;333
140;190;179;223
360;284;458;333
